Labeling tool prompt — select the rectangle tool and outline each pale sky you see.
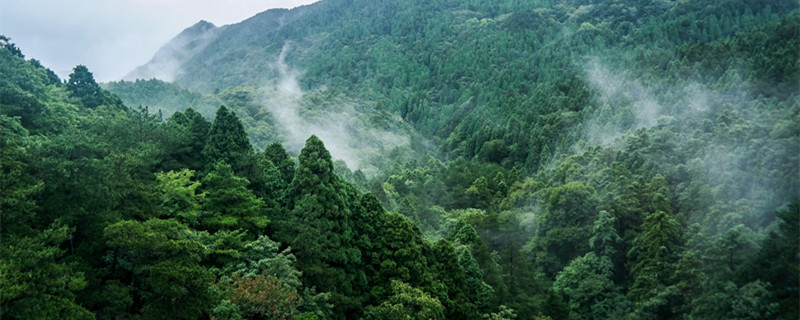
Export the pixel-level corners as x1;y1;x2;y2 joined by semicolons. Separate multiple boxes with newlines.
0;0;319;82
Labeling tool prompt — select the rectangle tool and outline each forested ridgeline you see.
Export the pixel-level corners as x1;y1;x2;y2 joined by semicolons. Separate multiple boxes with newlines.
2;0;800;319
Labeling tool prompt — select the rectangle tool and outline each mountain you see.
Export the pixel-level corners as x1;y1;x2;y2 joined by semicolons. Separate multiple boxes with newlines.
123;20;220;81
22;0;795;318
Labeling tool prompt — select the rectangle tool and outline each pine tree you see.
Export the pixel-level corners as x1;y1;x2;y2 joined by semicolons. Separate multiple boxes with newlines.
280;135;360;317
264;142;296;186
200;161;267;236
166;108;211;171
66;65;120;108
627;211;684;319
202;105;252;172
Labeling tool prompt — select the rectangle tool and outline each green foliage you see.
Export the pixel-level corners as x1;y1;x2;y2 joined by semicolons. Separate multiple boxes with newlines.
484;305;517;320
67;65;121;109
2;1;799;319
104;78;221;118
529;181;598;276
0;115;43;236
201;161;267;235
165;107;211;171
627;211;684;319
265;141;296;186
156;169;205;225
104;218;215;319
203;105;253;170
362;280;445;320
1;223;93;319
226;235;302;289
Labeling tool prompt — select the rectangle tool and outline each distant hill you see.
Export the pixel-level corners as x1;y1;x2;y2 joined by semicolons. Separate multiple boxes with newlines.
123;20;220;81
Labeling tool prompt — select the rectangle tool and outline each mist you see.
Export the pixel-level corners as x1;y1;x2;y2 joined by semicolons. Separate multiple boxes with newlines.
579;58;798;234
260;44;412;175
123;21;220;82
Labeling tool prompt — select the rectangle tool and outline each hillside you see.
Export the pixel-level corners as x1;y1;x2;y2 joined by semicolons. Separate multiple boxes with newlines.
123;20;221;82
3;0;800;319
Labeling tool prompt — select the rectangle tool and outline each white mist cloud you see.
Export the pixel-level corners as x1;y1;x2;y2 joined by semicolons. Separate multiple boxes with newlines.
261;44;411;173
584;58;665;132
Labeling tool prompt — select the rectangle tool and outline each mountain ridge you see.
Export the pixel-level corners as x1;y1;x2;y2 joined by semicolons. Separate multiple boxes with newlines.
123;20;220;81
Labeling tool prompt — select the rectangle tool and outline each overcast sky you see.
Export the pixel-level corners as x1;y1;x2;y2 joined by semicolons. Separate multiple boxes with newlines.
0;0;319;82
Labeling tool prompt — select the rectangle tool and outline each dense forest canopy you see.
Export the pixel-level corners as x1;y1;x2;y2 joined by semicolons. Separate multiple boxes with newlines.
2;0;799;319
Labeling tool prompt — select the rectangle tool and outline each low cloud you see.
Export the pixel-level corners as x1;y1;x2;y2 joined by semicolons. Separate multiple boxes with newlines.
260;44;412;174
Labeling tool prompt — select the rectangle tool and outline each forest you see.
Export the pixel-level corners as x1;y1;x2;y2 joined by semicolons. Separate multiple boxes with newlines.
1;0;798;319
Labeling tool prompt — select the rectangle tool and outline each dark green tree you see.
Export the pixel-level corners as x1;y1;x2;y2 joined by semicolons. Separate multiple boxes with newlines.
165;108;211;171
280;135;360;317
1;223;93;319
265;141;296;185
362;280;445;320
554;211;628;320
203;105;252;171
627;211;684;319
104;218;215;319
742;201;799;319
67;64;120;108
427;240;479;320
529;182;598;277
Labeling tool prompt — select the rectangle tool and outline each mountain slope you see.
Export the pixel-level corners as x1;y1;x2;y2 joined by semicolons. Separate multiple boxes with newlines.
123;20;220;81
107;1;799;318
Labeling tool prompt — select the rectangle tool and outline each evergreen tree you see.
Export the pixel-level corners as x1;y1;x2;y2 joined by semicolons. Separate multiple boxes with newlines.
362;280;445;320
265;141;296;186
104;218;215;320
1;223;93;319
67;65;120;108
427;240;480;320
742;201;800;319
627;211;684;319
554;211;628;320
529;182;598;277
200;161;267;236
281;135;360;317
203;105;252;172
166;108;211;171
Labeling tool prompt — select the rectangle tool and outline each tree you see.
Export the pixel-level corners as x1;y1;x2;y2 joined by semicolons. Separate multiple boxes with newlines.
226;235;302;289
427;240;479;320
67;64;119;108
1;223;93;319
165;108;211;171
484;305;518;320
104;218;215;320
353;193;389;303
224;273;302;320
466;176;492;209
0;115;43;237
553;211;627;320
529;182;598;277
375;213;431;299
0;35;24;58
742;200;799;319
264;142;296;186
201;161;267;235
458;247;496;311
589;211;622;257
155;169;205;226
203;105;252;171
627;211;683;319
362;281;445;320
279;135;360;316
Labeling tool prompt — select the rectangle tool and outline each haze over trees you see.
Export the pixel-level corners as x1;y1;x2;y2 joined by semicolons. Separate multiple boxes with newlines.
2;0;798;319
